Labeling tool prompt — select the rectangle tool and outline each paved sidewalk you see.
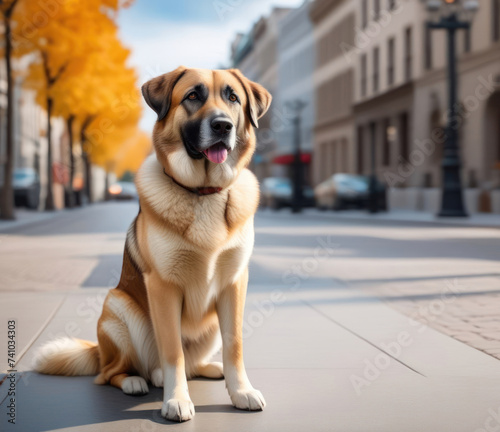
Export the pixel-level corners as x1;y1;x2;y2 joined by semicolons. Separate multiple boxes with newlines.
358;275;500;360
1;203;500;431
258;210;500;362
2;286;500;432
296;207;500;228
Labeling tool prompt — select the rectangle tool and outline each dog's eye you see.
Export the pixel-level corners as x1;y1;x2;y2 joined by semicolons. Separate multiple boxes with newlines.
229;93;238;103
187;92;198;100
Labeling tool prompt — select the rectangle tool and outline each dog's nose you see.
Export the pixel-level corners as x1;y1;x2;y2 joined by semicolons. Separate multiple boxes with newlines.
211;117;233;135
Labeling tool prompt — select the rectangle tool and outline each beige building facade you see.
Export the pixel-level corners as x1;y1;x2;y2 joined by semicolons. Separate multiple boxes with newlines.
231;8;292;181
310;0;356;186
351;0;500;213
229;0;500;213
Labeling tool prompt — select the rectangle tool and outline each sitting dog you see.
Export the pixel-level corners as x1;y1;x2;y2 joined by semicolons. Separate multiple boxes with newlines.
33;66;272;422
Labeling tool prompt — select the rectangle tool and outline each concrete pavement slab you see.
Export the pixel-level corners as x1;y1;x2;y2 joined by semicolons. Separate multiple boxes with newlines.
2;203;500;431
0;292;65;372
3;286;500;431
4;370;500;432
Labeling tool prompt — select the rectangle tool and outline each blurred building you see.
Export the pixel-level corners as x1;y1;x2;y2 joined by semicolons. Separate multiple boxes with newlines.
274;0;315;183
352;0;418;207
310;0;355;186
231;7;293;181
230;0;500;213
352;0;500;213
0;56;53;210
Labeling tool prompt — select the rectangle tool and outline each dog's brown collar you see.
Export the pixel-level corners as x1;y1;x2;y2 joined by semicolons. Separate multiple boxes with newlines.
163;169;223;196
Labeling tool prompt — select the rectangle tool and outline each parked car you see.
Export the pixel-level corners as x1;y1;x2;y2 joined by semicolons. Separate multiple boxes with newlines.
261;177;315;210
108;181;138;200
13;168;40;209
315;173;386;211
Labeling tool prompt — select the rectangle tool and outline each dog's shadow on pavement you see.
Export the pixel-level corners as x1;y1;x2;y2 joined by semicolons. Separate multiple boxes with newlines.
5;372;251;431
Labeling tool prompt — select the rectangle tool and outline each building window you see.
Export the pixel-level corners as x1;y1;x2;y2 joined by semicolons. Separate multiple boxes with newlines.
332;140;338;174
340;138;348;172
400;112;409;161
369;122;377;172
357;126;364;174
320;143;328;181
373;47;379;92
464;27;471;52
387;37;395;86
424;25;432;70
316;13;356;68
383;118;391;166
361;54;367;97
374;0;380;20
362;0;368;28
493;0;500;41
404;27;412;81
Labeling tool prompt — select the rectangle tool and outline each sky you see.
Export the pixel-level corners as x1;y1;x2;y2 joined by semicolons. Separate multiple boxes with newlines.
119;0;304;131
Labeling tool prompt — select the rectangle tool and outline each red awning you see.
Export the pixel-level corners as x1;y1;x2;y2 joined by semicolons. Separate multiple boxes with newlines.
272;153;311;165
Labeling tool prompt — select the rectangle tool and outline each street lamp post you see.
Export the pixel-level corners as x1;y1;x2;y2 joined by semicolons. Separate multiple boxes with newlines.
423;0;479;217
368;122;379;214
286;100;307;214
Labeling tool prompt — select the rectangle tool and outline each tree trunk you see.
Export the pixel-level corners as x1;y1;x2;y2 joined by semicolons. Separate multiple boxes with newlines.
0;13;15;220
79;118;94;204
44;96;55;211
66;115;75;208
104;170;110;201
80;125;93;203
83;153;92;203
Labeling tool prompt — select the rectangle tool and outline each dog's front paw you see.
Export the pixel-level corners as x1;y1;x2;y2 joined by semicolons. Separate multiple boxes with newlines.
230;388;266;411
161;398;195;422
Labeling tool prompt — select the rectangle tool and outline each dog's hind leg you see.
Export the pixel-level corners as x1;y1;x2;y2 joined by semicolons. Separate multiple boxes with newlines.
184;325;223;379
94;297;151;396
110;373;149;395
196;362;224;379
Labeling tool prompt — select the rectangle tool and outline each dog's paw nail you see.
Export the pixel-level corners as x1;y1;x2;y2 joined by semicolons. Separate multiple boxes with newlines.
122;376;149;395
161;398;195;422
230;388;266;411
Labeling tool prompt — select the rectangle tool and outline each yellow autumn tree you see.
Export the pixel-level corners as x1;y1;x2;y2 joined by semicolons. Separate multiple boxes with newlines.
70;32;144;201
48;23;137;205
112;130;152;179
15;0;134;209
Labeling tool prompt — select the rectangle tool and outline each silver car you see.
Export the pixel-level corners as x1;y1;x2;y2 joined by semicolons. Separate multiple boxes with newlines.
13;168;40;209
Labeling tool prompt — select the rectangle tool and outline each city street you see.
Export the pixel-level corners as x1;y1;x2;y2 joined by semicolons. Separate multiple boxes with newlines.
1;202;500;431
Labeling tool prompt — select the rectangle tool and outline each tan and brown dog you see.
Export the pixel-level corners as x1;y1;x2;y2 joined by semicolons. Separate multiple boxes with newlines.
33;66;272;422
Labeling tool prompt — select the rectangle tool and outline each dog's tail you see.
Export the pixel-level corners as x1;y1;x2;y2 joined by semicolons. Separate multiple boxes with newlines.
32;337;100;376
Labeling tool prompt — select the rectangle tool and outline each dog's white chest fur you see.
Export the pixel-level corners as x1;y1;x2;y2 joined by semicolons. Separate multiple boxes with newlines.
147;209;254;317
136;155;257;331
147;219;253;301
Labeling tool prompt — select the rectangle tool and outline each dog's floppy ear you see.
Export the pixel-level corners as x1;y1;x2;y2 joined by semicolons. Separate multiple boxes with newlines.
141;66;187;122
229;69;272;128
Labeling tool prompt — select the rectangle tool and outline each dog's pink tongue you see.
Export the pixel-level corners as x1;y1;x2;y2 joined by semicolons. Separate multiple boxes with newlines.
204;144;228;164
